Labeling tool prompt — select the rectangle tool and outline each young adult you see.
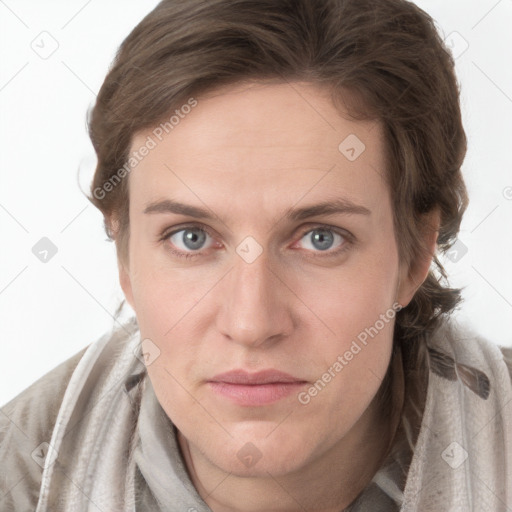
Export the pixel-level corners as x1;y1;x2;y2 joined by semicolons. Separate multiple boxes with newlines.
2;1;511;510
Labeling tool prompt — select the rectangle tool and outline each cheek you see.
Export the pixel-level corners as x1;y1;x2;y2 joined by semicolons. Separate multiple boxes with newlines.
292;241;399;406
299;333;393;452
128;249;201;338
294;268;398;441
129;260;214;393
299;242;400;341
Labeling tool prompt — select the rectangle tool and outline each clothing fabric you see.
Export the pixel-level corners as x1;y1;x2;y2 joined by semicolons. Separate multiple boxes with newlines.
1;316;511;511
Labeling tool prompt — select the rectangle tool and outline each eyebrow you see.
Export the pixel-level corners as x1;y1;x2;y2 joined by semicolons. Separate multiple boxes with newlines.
143;197;371;222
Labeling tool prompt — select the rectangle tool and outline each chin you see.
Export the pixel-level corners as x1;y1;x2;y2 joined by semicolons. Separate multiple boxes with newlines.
204;425;314;477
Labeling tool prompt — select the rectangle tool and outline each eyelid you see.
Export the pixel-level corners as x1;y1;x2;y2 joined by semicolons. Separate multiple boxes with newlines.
295;223;352;242
160;222;217;240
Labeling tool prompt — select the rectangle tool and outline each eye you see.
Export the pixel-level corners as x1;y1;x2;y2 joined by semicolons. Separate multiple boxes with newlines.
163;226;215;258
160;223;352;260
295;226;349;256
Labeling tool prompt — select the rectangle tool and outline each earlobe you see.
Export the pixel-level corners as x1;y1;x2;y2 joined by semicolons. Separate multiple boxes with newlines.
396;208;441;307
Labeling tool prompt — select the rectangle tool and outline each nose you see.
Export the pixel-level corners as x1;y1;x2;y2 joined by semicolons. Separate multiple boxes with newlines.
215;249;294;349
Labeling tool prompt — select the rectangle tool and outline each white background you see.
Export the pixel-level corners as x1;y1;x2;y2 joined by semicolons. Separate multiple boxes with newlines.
0;0;511;406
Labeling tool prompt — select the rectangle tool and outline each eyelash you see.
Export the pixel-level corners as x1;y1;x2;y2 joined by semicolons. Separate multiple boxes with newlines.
158;223;353;260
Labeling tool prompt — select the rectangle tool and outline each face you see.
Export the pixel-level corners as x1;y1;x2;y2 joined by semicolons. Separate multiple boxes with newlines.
119;81;424;478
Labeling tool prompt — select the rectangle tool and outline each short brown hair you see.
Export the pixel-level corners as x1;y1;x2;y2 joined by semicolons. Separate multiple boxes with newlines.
87;0;468;345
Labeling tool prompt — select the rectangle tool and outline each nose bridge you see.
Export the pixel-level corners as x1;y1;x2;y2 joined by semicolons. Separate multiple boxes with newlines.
216;248;292;347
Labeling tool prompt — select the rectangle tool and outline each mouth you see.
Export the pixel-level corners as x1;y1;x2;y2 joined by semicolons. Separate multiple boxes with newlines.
207;369;308;406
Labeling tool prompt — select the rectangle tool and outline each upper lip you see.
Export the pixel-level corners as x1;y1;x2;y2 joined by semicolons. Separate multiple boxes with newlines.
209;369;306;385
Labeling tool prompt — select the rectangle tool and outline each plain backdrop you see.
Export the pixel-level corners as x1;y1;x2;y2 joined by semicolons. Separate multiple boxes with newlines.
1;0;511;406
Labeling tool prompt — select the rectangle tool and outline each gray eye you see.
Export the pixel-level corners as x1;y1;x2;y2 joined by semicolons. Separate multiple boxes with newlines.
300;228;343;252
170;228;209;252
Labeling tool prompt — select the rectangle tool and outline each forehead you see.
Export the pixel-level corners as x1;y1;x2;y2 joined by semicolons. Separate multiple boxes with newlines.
128;81;388;217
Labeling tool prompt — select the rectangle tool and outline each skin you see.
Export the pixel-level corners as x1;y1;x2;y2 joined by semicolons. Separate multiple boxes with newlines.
118;81;439;511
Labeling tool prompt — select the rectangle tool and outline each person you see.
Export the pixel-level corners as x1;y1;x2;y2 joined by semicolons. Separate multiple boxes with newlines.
1;0;511;510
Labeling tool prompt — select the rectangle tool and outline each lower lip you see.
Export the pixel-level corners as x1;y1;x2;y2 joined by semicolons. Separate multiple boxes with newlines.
208;382;306;406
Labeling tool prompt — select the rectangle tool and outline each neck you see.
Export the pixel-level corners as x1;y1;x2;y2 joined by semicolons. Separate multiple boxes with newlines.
178;349;403;512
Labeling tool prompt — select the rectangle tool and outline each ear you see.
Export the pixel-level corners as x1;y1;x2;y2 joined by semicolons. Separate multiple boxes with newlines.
118;258;136;311
396;208;441;307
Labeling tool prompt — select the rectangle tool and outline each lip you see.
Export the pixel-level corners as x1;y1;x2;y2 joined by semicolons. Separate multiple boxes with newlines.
210;369;305;385
207;369;308;406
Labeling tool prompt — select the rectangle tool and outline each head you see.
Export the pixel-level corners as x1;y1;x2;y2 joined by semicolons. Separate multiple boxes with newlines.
87;0;467;479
